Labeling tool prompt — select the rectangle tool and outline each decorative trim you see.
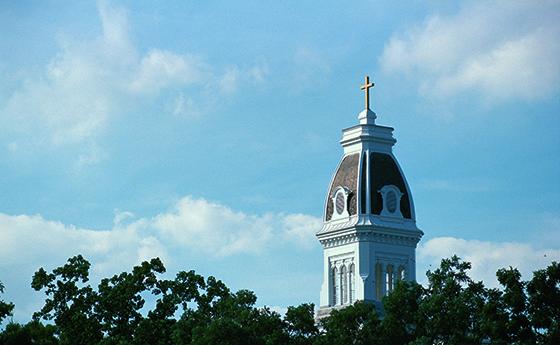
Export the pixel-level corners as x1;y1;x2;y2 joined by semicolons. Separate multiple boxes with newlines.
379;184;403;218
319;229;421;249
322;233;358;248
329;255;355;269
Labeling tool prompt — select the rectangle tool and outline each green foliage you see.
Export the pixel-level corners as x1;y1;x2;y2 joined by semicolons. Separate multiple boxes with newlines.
2;256;559;345
0;281;15;326
415;255;488;344
0;321;57;345
284;303;319;345
380;279;423;344
495;267;534;343
527;262;560;344
31;255;102;345
183;282;288;345
95;257;167;343
317;301;380;345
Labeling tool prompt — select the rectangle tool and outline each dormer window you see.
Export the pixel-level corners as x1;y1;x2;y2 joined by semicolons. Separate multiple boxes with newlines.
378;185;403;218
335;192;345;214
331;186;351;220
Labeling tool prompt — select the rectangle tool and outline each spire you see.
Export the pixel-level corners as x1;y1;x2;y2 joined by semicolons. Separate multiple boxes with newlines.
358;75;377;124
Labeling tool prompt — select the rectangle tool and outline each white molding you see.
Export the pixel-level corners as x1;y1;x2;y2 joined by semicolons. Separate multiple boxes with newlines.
379;184;404;218
319;231;421;249
331;186;350;220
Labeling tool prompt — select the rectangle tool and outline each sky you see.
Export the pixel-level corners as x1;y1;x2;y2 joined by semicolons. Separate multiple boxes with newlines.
1;0;559;322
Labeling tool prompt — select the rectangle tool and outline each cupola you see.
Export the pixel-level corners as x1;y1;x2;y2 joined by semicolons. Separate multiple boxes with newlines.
316;76;423;317
320;76;418;233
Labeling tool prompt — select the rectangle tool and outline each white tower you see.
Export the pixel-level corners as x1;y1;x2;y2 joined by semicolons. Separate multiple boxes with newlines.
316;76;423;317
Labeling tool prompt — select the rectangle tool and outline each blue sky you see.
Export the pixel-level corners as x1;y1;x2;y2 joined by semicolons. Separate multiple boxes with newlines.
1;0;559;321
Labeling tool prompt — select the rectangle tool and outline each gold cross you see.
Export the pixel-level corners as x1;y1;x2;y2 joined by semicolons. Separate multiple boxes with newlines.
360;75;375;110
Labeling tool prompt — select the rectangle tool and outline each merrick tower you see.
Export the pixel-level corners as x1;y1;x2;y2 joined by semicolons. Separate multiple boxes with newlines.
317;76;423;317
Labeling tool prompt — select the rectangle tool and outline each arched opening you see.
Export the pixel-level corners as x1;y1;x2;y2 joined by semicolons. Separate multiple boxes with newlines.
349;263;355;303
341;265;348;304
332;267;338;306
375;262;382;299
386;264;394;293
398;265;406;281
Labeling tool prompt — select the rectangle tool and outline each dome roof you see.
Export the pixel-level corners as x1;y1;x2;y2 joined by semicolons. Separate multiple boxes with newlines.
324;109;415;223
325;151;413;221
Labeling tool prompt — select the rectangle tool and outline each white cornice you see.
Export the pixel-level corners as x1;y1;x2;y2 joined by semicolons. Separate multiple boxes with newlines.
317;217;423;249
318;214;420;234
318;229;422;249
340;119;396;155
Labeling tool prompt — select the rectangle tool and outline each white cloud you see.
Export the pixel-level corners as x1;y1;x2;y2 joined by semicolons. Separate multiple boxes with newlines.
1;0;137;148
113;210;135;226
418;236;560;287
380;1;560;101
0;0;266;162
0;213;161;274
0;196;319;270
75;142;108;171
97;0;133;56
281;214;322;249
169;93;200;118
291;47;331;89
219;67;241;95
266;305;288;317
217;60;269;95
248;60;269;84
0;196;320;320
153;197;276;257
152;197;320;256
129;50;207;94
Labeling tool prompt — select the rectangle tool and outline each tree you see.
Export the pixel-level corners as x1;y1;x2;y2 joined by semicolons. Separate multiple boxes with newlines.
7;254;558;345
284;303;319;345
413;255;487;344
0;321;57;345
479;287;509;344
0;281;15;326
95;257;167;344
180;278;287;345
494;267;535;343
133;269;205;345
527;261;560;344
31;255;102;345
380;279;424;344
30;255;295;345
316;301;380;345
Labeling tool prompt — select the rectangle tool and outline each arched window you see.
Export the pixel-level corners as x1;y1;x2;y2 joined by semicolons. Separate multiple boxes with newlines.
341;265;348;304
332;267;338;306
385;272;390;294
375;262;382;299
386;265;394;293
398;266;405;281
349;263;355;303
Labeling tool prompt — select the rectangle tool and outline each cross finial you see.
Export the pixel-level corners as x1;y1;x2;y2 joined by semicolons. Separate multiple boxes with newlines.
360;75;375;110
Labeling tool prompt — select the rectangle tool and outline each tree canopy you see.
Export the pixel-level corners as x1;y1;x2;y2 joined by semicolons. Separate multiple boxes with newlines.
0;281;15;325
1;255;558;345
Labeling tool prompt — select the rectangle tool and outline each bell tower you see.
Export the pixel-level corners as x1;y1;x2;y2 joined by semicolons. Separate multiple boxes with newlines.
316;76;423;317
